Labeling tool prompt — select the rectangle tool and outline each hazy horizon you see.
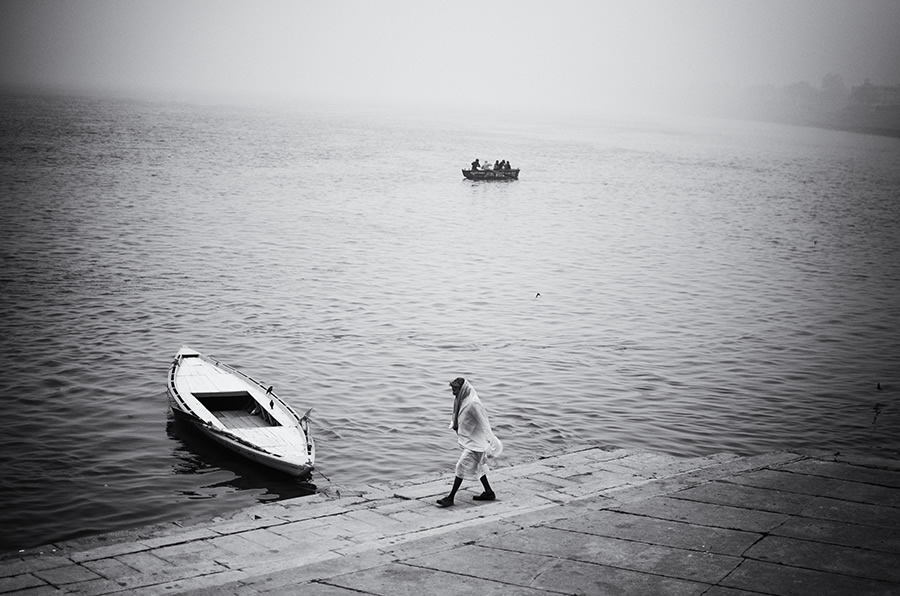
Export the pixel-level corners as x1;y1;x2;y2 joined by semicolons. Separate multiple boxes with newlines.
2;0;900;116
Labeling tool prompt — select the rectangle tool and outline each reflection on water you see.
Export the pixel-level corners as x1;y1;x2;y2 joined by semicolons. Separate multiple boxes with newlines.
166;416;317;500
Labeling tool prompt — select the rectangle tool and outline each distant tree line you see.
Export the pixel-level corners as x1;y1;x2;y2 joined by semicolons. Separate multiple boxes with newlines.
733;74;900;137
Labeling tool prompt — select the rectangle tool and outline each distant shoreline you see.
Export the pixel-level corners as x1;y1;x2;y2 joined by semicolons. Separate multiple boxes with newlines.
734;105;900;139
808;122;900;139
3;85;899;140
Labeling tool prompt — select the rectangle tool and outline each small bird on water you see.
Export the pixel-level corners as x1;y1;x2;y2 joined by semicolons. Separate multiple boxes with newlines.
535;292;541;298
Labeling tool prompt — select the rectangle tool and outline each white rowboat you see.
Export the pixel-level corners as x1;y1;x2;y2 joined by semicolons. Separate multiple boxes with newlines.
167;347;315;477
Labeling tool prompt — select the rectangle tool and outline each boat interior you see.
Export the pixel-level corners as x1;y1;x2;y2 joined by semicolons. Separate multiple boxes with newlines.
193;390;280;429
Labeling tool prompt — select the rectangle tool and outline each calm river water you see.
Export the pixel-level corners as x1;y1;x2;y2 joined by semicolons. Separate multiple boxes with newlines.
1;93;898;552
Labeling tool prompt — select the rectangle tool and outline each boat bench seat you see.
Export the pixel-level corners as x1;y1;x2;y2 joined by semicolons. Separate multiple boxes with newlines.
213;410;270;429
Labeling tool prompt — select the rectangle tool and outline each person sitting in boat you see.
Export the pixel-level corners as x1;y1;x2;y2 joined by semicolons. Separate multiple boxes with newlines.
504;161;512;170
471;158;480;170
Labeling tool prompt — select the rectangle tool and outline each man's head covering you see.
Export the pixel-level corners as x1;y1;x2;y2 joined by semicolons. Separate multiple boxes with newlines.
450;378;474;432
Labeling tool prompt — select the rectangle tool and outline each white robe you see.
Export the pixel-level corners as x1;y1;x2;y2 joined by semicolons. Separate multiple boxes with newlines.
450;380;502;479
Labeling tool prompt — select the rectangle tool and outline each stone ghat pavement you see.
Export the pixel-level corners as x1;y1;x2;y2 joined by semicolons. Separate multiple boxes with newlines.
2;447;899;595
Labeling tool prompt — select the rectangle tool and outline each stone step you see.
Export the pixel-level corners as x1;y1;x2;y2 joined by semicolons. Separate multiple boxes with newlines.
0;447;829;595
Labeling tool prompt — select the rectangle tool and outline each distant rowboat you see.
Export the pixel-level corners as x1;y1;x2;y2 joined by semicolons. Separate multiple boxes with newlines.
462;168;519;181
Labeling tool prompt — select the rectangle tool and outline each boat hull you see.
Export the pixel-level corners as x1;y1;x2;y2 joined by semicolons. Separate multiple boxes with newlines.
462;168;519;181
167;347;315;477
182;415;313;476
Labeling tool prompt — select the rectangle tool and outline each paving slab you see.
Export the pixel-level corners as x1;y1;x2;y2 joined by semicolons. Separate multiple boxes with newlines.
0;555;74;578
546;509;759;555
745;534;900;583
799;494;900;527
119;551;179;576
0;573;49;594
323;561;554;596
730;468;900;506
721;559;899;596
702;587;772;596
780;458;900;487
31;563;101;587
505;558;708;596
78;558;137;582
2;447;898;596
671;480;816;514
408;544;566;589
406;543;715;595
259;584;362;596
613;495;790;533
772;516;900;553
577;451;808;511
478;526;742;583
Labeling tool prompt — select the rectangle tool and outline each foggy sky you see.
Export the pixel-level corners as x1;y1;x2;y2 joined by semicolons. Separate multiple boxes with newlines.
2;0;899;114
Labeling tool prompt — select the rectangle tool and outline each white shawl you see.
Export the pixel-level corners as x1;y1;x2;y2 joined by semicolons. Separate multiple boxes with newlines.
450;379;503;457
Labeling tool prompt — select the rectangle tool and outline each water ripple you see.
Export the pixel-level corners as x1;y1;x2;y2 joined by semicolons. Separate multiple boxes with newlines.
1;95;899;552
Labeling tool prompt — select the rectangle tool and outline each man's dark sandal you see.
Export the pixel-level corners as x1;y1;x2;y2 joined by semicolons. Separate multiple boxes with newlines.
436;497;454;507
473;492;496;501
